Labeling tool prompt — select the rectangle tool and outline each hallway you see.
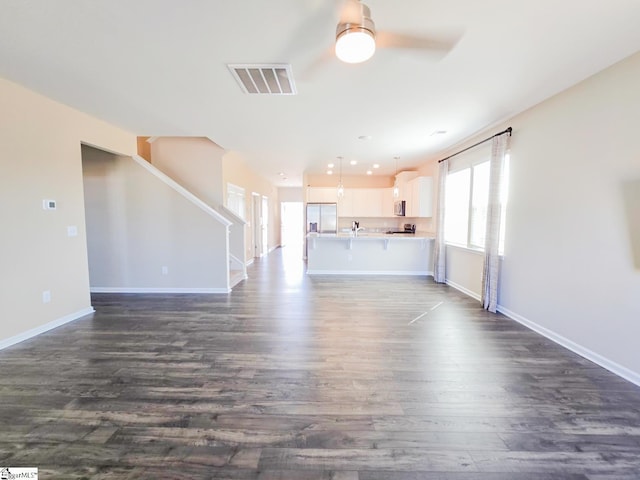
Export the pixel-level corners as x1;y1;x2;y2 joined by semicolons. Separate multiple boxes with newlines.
1;248;639;478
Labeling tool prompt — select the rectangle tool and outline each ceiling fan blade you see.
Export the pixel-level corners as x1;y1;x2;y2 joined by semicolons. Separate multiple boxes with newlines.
275;7;333;66
376;30;462;54
296;47;336;82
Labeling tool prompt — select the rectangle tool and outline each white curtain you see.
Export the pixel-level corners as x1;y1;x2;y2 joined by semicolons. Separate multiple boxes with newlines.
481;134;509;312
433;159;448;283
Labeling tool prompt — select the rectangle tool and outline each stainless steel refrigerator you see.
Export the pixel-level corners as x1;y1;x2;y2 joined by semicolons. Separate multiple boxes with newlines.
306;203;337;234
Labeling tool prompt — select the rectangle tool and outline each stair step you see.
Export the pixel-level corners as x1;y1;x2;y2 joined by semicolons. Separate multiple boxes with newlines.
230;269;246;289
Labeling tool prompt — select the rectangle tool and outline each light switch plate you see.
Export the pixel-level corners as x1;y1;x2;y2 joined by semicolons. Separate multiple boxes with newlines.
67;225;78;237
43;199;56;210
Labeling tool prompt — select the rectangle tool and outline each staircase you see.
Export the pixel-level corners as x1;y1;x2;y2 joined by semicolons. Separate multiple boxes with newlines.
216;205;248;290
135;137;249;293
229;254;247;288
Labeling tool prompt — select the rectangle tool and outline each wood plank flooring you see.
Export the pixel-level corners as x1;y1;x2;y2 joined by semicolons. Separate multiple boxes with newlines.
1;246;640;478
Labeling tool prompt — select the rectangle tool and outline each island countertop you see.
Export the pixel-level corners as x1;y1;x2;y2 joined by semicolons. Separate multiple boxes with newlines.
306;232;434;275
307;231;435;240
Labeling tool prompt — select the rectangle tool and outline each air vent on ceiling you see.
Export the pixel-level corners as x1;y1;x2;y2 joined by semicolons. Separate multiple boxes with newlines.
228;64;297;95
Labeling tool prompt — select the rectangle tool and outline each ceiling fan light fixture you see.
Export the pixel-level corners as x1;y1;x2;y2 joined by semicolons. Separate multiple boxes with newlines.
335;3;376;64
335;27;375;63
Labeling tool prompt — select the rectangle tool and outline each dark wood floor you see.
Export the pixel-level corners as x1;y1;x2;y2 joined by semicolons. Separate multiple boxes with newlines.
1;246;640;479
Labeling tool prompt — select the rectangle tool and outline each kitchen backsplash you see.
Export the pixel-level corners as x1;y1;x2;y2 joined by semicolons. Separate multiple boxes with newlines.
338;217;433;233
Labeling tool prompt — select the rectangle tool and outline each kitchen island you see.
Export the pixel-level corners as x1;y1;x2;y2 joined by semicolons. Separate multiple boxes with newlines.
306;232;434;275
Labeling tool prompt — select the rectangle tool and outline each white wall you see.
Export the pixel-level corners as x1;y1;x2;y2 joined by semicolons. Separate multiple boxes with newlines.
445;246;484;300
0;77;136;345
278;187;304;203
148;136;246;267
223;151;280;260
441;51;640;380
82;146;230;292
149;136;225;208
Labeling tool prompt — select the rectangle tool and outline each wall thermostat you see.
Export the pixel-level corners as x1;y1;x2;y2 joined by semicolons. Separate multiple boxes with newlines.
43;199;56;210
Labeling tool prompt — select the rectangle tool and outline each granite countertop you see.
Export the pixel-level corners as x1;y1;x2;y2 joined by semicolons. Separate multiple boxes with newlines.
307;232;435;240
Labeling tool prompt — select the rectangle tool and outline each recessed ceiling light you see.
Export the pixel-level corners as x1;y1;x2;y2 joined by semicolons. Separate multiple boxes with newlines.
430;130;447;136
328;163;334;168
358;135;372;141
327;170;333;175
366;170;373;175
278;172;285;176
373;164;380;169
350;160;358;165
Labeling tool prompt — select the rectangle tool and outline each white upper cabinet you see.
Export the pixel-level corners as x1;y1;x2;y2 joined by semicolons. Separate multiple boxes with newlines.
308;183;421;218
353;188;383;217
394;171;418;202
336;188;387;217
337;188;354;217
406;176;433;217
382;188;394;217
307;187;338;203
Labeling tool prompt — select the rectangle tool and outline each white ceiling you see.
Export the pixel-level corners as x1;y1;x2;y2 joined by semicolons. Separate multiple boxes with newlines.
2;0;640;186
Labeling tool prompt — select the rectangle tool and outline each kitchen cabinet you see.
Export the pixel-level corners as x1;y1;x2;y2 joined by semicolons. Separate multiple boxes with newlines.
308;185;416;218
337;188;354;217
308;188;378;217
307;233;434;275
353;188;383;217
382;188;394;217
341;188;386;217
406;176;433;217
307;187;338;203
394;171;419;202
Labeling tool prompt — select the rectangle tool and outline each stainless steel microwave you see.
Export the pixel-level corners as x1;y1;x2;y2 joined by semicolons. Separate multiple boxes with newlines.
394;200;406;216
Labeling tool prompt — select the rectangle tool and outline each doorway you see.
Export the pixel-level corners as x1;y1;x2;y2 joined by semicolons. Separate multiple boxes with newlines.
280;202;304;248
251;193;268;258
280;201;304;266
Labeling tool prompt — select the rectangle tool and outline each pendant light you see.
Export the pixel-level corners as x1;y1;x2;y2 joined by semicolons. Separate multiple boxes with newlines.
337;156;345;198
392;156;400;198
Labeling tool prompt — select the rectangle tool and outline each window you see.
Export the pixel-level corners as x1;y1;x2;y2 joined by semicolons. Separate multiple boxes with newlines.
227;183;246;219
469;161;490;248
444;158;509;253
444;168;470;246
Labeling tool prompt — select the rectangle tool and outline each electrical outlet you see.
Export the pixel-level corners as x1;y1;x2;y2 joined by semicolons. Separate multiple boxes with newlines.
161;266;169;275
42;290;51;303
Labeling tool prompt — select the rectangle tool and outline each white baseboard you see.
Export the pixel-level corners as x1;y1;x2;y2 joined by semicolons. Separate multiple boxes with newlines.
443;279;640;387
90;287;230;294
497;305;640;387
445;279;481;301
229;275;246;289
0;307;95;351
307;270;433;276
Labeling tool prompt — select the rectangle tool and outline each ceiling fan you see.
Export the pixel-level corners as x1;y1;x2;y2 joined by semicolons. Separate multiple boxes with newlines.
333;0;461;64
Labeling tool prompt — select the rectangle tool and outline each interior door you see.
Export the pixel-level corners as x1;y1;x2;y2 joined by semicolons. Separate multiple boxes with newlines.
261;196;268;256
252;193;262;258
